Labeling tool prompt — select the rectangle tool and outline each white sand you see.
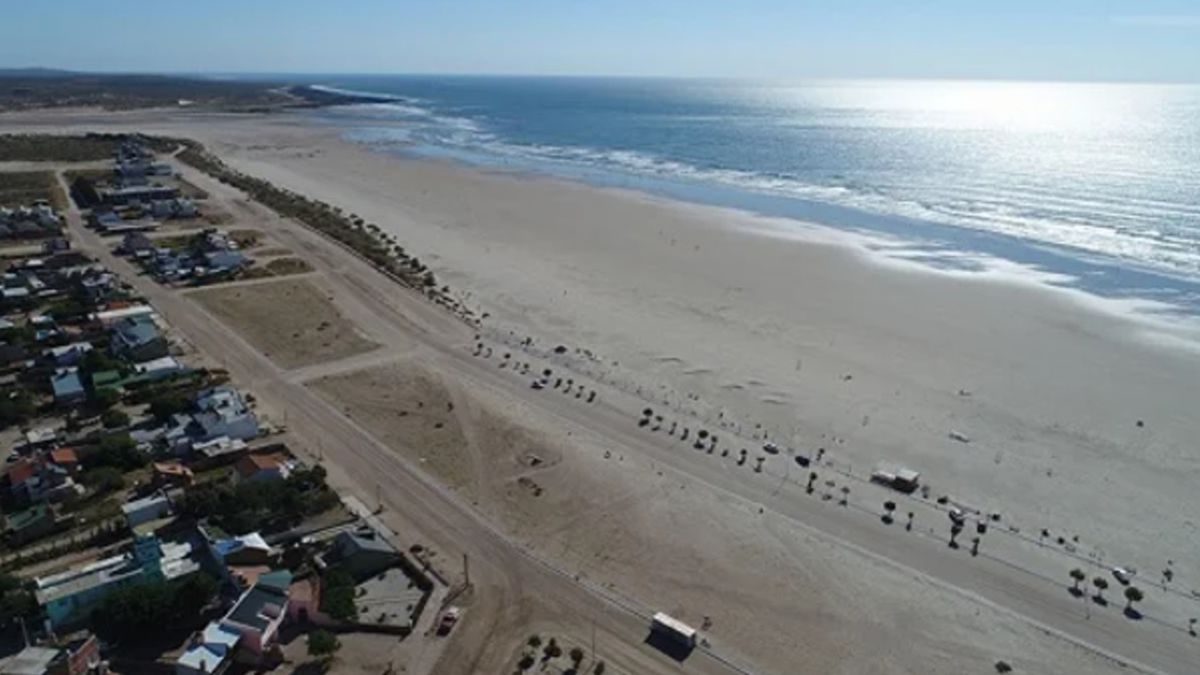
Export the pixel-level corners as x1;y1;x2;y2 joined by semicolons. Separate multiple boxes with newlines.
192;115;1200;577
6;108;1200;672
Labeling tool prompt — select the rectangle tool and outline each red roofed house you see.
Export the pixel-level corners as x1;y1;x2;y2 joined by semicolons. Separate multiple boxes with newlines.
152;461;195;488
48;447;80;475
234;452;293;484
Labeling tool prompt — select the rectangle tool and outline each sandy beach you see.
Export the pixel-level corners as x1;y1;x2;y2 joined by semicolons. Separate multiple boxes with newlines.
5;108;1200;673
200;113;1200;567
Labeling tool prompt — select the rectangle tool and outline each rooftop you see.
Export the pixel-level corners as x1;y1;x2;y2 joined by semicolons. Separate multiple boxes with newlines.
176;621;240;674
48;447;79;465
223;583;287;633
0;646;60;675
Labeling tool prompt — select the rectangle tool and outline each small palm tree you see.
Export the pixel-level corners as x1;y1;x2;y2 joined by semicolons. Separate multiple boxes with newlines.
1069;568;1086;594
949;523;963;548
807;471;818;492
970;536;980;556
906;512;915;531
1092;577;1109;604
839;486;850;506
1124;586;1144;613
882;501;896;524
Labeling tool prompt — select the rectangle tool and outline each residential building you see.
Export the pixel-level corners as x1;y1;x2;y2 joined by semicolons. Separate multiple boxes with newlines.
176;622;240;675
50;369;85;408
47;448;80;476
218;573;291;660
232;452;292;484
213;532;272;567
165;387;259;454
4;503;58;545
35;534;202;630
152;461;194;488
45;342;93;368
121;491;173;529
317;528;401;582
110;315;168;362
0;647;61;675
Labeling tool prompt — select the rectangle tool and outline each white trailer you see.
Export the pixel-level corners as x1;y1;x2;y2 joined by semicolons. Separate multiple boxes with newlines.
651;612;697;647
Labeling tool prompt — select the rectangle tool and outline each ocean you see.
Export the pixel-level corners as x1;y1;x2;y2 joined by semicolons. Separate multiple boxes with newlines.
298;76;1200;314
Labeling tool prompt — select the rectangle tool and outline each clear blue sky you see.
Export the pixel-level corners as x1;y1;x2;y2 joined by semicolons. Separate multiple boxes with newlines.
4;0;1200;82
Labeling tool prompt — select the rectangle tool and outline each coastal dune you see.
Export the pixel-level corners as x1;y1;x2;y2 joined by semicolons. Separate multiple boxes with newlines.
193;117;1200;579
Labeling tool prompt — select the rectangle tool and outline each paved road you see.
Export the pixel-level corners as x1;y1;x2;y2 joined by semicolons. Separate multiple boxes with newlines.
54;170;748;675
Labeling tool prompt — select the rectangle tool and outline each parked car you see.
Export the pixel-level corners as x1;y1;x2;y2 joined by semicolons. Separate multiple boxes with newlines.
1112;567;1136;585
437;607;461;636
794;454;811;467
762;442;780;455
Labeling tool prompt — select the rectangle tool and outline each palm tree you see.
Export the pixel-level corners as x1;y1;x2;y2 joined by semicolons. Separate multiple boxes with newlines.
970;536;980;556
906;512;915;531
882;501;896;524
949;523;963;549
1069;568;1086;595
807;471;818;493
839;486;850;506
1093;577;1109;604
1124;586;1144;614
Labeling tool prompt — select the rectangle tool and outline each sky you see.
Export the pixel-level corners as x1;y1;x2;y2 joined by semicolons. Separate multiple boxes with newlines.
3;0;1200;82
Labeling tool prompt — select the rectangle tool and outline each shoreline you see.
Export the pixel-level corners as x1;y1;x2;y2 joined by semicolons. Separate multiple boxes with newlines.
6;111;1200;672
337;120;1200;350
323;100;1200;319
2;107;1199;607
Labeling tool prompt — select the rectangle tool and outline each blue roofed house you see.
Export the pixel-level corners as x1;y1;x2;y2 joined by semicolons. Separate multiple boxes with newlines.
110;315;169;362
51;368;86;408
201;251;246;278
165;387;260;454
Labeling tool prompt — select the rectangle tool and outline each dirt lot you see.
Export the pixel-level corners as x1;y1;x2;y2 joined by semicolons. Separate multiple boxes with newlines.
0;170;65;208
309;361;479;491
189;278;380;369
307;358;1128;675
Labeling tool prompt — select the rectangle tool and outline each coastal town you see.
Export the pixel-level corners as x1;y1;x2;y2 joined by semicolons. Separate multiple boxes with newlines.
0;110;1195;675
0;136;460;675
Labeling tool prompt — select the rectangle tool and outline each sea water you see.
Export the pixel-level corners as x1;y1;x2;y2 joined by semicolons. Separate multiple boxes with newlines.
296;76;1200;314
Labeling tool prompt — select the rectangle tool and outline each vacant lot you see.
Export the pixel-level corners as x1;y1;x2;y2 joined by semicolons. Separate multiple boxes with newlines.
0;134;119;161
190;278;379;369
309;361;475;490
0;170;65;208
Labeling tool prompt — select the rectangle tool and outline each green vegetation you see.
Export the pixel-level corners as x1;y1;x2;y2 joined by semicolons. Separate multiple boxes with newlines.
0;573;37;627
0;134;119;162
307;629;341;658
0;74;288;112
319;568;358;621
147;391;189;421
101;408;130;429
87;433;146;472
0;389;37;430
80;466;126;494
0;171;65;209
92;573;218;642
176;464;338;534
174;141;443;294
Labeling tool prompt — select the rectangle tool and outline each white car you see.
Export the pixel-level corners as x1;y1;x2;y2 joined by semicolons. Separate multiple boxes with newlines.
762;442;780;454
1111;567;1136;585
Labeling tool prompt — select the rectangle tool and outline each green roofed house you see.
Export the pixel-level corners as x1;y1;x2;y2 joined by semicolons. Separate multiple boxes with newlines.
89;369;124;392
4;503;57;545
